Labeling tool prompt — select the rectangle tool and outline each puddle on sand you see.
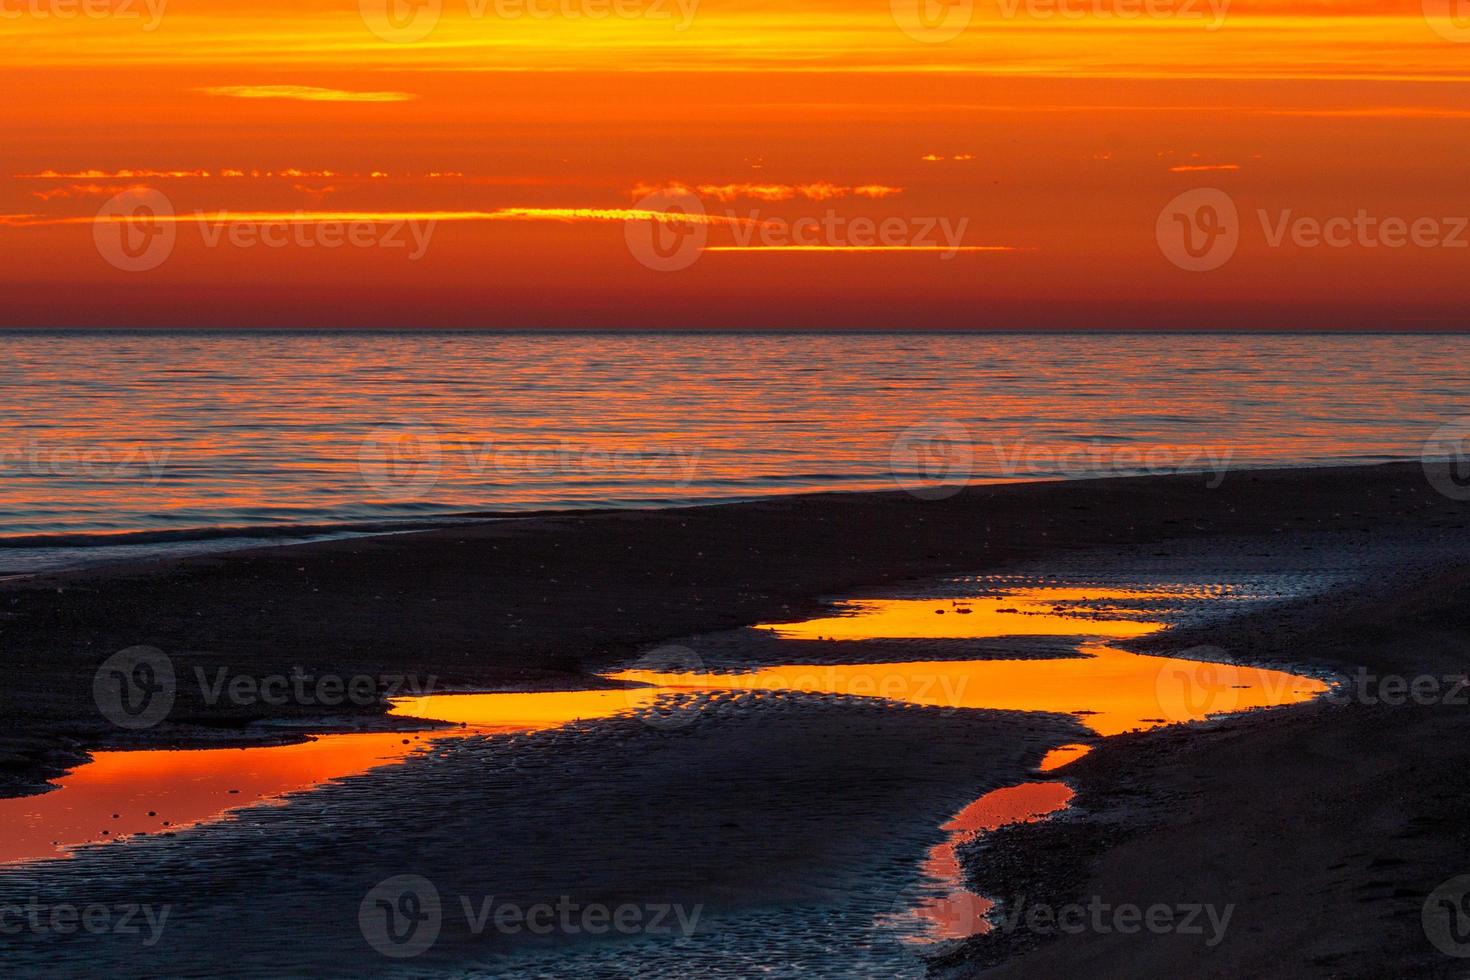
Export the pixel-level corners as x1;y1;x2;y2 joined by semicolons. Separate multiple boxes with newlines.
611;582;1328;944
887;782;1076;942
609;646;1322;738
0;734;435;865
1038;744;1093;771
0;689;664;865
759;588;1184;641
611;585;1325;737
0;576;1327;954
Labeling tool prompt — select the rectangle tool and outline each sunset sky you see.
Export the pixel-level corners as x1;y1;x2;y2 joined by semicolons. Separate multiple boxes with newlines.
4;0;1469;328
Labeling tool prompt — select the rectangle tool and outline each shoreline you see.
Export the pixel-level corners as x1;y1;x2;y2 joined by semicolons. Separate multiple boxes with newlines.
1;461;1468;975
1;460;1461;782
0;452;1439;579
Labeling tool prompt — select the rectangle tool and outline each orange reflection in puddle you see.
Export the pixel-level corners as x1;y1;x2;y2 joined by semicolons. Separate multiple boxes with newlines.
609;646;1324;738
889;782;1074;942
609;585;1327;944
389;687;662;727
1037;744;1093;771
0;688;661;866
605;587;1328;736
0;733;430;865
0;584;1327;883
759;588;1209;642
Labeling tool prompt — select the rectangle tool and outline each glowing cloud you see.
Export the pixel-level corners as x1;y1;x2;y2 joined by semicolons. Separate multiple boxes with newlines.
198;86;418;103
0;208;755;228
633;182;903;203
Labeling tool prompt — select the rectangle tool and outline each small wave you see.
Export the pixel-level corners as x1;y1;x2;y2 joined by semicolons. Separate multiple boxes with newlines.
0;519;485;551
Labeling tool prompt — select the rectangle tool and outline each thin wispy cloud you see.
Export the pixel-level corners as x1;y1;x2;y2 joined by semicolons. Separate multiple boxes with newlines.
634;182;903;203
704;245;1028;253
0;208;757;228
198;86;418;103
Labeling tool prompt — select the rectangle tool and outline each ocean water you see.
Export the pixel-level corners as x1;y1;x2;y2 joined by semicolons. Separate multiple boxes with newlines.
1;330;1466;572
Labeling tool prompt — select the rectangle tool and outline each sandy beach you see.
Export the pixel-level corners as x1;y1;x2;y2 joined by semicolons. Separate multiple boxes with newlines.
1;460;1468;976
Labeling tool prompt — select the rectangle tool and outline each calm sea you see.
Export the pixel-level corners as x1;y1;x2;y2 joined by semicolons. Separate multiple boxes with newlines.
2;330;1466;572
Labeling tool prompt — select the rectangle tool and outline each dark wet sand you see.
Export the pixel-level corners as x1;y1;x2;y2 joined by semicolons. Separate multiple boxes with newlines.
1;461;1469;976
944;557;1470;980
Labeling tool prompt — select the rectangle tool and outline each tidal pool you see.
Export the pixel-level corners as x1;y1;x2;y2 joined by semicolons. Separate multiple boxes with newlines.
0;575;1327;956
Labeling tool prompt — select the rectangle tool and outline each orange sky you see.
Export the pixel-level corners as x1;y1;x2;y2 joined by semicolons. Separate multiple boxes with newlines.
3;0;1469;328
